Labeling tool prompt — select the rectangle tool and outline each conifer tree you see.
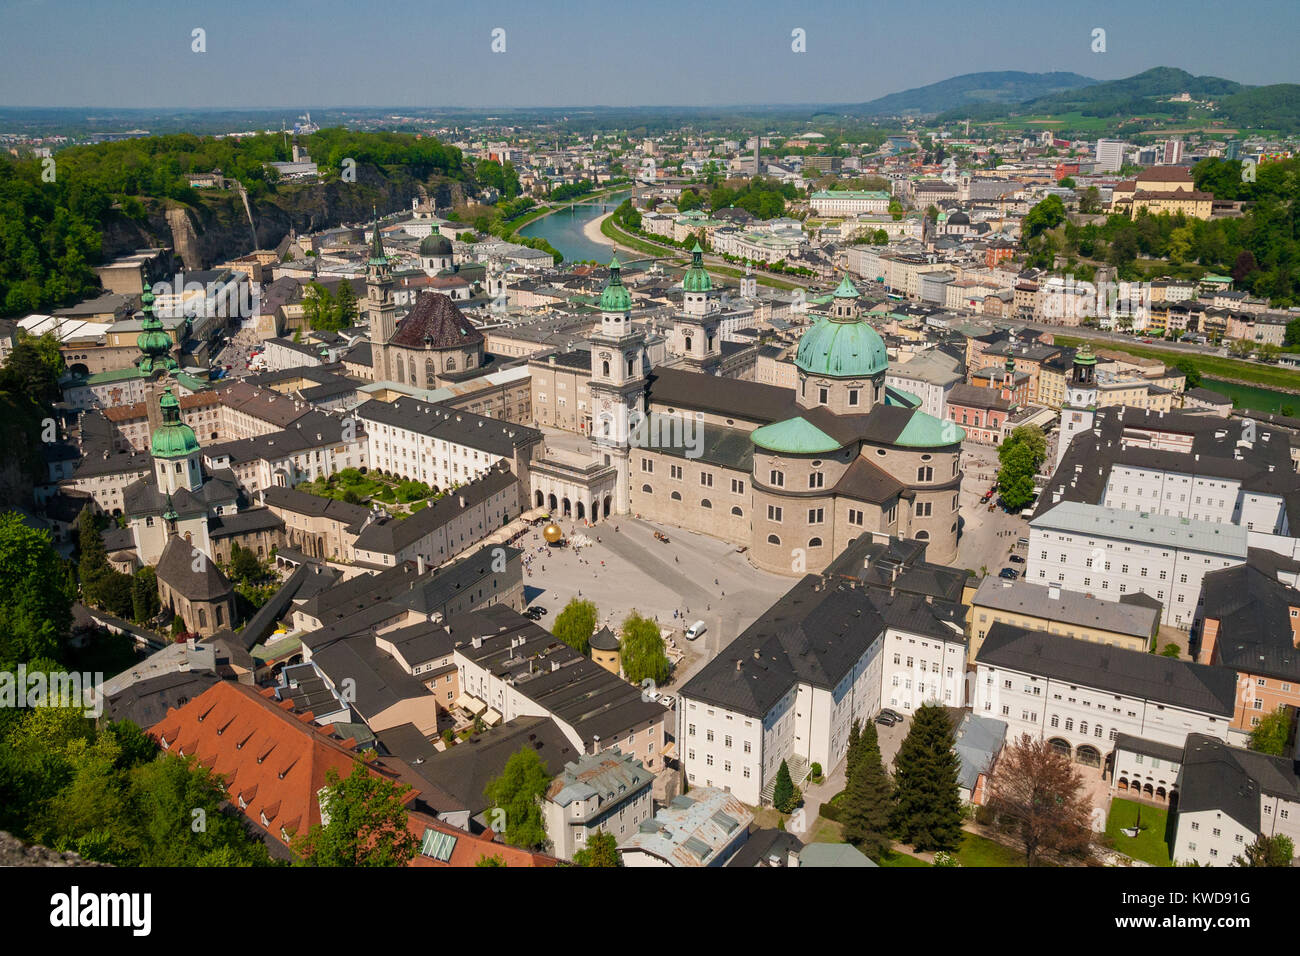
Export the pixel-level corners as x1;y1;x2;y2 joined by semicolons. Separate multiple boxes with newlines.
773;759;800;813
892;704;964;852
840;719;894;858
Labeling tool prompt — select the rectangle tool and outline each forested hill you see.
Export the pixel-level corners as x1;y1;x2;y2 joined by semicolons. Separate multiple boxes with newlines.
0;130;476;318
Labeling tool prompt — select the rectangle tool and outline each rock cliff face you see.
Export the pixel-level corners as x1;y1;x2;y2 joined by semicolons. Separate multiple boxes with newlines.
0;830;108;866
101;164;470;268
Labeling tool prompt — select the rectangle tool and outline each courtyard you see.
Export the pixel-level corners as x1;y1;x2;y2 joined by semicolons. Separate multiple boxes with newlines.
955;440;1034;575
517;513;793;691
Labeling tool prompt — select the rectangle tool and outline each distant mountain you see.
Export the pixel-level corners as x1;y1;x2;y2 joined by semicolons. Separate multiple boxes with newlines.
933;66;1300;134
846;71;1097;117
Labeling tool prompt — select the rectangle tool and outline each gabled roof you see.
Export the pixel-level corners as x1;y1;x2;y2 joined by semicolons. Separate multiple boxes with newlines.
155;536;233;602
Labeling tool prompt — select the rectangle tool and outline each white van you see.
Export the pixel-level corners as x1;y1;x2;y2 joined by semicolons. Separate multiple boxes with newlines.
685;620;707;641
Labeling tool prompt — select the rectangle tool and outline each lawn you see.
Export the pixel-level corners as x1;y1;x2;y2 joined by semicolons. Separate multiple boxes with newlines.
1105;798;1172;867
954;831;1028;867
876;848;930;867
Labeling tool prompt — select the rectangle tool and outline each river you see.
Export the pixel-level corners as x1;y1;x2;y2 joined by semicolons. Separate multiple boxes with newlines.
1202;378;1300;415
517;190;628;263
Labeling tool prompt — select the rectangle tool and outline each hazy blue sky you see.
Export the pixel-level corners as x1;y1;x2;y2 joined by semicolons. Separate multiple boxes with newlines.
1;0;1295;108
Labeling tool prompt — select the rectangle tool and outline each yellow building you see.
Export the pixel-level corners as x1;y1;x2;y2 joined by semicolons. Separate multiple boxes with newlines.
967;577;1160;664
590;626;621;676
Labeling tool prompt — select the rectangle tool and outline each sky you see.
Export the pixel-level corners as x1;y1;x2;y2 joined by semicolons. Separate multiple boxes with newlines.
0;0;1295;109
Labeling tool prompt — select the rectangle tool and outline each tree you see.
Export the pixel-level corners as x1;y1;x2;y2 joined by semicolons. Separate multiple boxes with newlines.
475;854;507;866
997;442;1038;512
1249;706;1291;756
1285;317;1300;347
1023;195;1066;241
986;733;1093;867
1078;186;1103;214
620;610;670;686
301;282;336;331
333;281;359;328
1175;359;1202;390
483;746;551;851
840;719;894;858
292;761;418;866
1233;833;1294;867
552;597;598;654
131;567;159;624
891;704;964;852
773;759;801;814
0;511;72;668
572;830;622;867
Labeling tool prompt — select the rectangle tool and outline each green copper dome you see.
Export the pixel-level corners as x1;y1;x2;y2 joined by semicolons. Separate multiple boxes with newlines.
151;388;200;459
752;416;843;455
599;255;632;313
1074;342;1098;366
832;275;860;299
794;317;889;379
682;243;712;293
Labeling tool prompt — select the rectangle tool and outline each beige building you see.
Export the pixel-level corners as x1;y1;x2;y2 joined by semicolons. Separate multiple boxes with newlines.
968;577;1161;664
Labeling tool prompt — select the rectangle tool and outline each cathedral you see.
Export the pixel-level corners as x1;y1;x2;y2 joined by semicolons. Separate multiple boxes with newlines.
364;214;486;389
531;256;967;573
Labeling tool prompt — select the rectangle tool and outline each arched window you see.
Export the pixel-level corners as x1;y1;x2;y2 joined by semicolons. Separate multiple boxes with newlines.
701;499;712;509
446;356;456;371
626;357;635;375
670;491;681;500
915;530;929;540
425;358;436;387
684;335;693;353
602;359;610;377
767;534;781;545
641;484;653;493
809;537;823;547
730;506;743;516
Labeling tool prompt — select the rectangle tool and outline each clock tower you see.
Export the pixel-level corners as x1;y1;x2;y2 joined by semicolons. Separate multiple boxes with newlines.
588;255;646;515
1056;343;1099;468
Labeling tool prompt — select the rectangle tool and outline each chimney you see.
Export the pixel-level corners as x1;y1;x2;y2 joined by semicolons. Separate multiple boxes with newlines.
417;554;426;574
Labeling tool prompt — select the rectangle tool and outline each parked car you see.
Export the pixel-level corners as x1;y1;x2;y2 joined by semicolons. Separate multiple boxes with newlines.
998;567;1019;580
1008;554;1025;564
524;606;545;620
685;620;707;641
879;708;903;723
659;696;675;710
875;713;898;726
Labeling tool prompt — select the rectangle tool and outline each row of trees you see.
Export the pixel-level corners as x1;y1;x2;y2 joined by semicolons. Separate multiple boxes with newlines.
301;280;359;332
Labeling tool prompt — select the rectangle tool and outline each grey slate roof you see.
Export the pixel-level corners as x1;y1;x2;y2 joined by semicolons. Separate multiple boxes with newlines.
1177;733;1300;832
155;536;234;602
975;623;1236;717
972;576;1159;640
1200;562;1300;682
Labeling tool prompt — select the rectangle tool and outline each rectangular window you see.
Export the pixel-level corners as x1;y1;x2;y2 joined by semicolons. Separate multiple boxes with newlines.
767;505;783;522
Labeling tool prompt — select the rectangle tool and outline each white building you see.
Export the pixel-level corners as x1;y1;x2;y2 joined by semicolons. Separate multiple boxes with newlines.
973;623;1235;770
1027;501;1248;628
1170;734;1300;867
810;190;891;217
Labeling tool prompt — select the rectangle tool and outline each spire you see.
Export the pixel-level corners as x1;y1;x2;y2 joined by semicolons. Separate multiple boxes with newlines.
136;285;178;374
683;242;712;293
368;206;388;265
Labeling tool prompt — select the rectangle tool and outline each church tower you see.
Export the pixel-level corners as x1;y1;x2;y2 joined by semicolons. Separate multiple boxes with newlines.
1056;343;1099;468
151;387;203;496
673;243;721;373
366;208;396;380
589;255;646;515
136;286;178;376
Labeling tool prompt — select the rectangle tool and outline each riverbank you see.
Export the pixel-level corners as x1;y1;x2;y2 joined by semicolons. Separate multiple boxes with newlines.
582;210;616;250
1054;333;1300;396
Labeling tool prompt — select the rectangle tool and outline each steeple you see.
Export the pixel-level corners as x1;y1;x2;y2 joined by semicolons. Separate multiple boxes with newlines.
368;206;388;265
682;243;711;293
599;254;632;314
136;286;178;375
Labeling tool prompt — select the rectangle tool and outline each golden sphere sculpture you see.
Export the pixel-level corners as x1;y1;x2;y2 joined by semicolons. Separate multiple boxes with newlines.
542;523;563;544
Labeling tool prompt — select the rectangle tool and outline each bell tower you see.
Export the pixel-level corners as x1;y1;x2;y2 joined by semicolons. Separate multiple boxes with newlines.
1055;343;1099;468
673;243;721;373
366;208;396;380
589;255;646;515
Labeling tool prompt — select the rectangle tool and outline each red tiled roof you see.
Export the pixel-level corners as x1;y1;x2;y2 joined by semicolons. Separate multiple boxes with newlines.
150;681;555;866
389;292;484;350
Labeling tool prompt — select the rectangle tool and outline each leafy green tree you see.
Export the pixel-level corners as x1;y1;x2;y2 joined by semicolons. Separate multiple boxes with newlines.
475;854;507;866
1175;359;1202;390
773;759;801;814
1233;834;1294;867
131;566;160;624
293;761;418;866
333;281;359;328
0;510;72;668
619;611;670;686
572;830;622;867
553;597;598;654
1023;195;1066;240
1249;706;1291;756
840;719;894;858
1284;318;1300;347
891;704;964;852
483;746;551;851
